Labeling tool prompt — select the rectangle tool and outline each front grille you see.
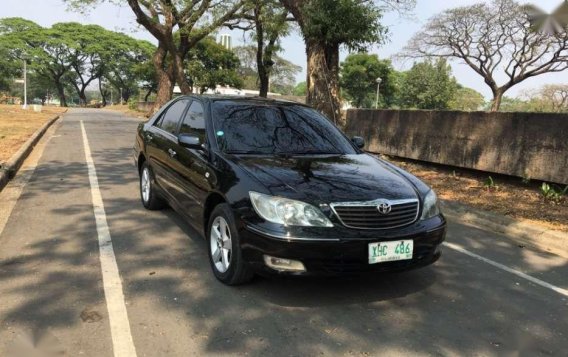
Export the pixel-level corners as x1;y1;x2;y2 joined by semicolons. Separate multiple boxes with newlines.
331;199;419;230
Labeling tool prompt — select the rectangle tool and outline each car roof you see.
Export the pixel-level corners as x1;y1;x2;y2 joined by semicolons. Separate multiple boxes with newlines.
181;94;308;107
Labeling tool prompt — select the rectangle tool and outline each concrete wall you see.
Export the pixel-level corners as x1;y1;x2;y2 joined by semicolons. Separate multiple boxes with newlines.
344;109;568;184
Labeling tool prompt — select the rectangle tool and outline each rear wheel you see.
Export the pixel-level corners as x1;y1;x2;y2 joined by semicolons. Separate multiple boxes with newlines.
207;204;254;285
139;162;166;210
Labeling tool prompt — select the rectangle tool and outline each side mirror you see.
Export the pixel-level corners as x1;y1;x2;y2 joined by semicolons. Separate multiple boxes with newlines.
178;133;202;149
351;136;365;149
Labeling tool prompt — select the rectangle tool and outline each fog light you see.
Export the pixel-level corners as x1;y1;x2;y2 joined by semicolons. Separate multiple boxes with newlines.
263;255;306;272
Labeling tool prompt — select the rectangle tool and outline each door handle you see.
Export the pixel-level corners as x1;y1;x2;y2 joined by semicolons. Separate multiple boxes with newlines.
168;148;177;157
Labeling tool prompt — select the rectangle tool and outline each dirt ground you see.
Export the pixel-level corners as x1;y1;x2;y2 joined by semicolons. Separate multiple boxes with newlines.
0;104;67;163
382;155;568;233
105;104;149;120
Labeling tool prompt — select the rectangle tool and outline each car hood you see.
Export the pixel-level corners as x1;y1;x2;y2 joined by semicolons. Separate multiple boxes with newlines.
231;154;420;203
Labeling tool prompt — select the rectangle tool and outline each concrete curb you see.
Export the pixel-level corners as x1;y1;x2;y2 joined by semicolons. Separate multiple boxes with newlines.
441;200;568;259
0;115;61;192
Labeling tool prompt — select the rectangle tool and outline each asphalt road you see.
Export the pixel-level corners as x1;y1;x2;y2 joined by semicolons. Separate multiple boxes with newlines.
0;109;566;357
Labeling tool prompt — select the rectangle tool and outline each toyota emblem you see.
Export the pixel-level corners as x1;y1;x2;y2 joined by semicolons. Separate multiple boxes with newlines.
377;202;392;215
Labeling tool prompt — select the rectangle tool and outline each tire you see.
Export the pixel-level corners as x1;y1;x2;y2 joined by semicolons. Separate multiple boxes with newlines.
139;161;166;210
207;203;254;285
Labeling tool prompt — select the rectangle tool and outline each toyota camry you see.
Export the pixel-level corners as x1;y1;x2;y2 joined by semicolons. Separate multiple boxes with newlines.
133;95;446;285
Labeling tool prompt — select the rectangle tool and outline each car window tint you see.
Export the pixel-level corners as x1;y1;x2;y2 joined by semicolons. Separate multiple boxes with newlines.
157;99;189;135
211;102;357;155
179;101;206;142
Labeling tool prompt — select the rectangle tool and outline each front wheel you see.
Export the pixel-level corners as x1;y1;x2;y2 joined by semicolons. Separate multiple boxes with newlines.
207;204;254;285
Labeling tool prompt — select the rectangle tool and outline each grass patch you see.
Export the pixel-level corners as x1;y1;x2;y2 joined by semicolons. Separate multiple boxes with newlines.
0;104;67;163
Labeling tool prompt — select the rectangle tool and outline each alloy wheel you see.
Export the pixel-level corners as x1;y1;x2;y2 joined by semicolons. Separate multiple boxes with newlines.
141;167;150;203
210;216;232;273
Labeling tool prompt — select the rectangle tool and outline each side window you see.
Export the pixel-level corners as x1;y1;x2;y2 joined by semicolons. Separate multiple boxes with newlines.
156;99;189;135
179;101;206;142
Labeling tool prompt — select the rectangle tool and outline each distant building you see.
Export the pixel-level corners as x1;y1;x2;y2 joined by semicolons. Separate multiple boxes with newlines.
218;34;232;50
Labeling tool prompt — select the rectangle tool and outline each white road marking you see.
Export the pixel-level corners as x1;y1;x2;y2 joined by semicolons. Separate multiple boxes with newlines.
444;242;568;298
80;120;138;357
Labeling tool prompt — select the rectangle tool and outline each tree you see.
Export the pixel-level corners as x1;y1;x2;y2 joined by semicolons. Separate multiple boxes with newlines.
66;0;246;111
280;0;391;124
227;0;292;97
59;23;111;106
339;53;396;108
102;37;155;104
448;86;486;111
402;0;568;111
538;84;568;112
0;18;74;107
233;45;301;94
496;96;531;112
0;47;19;91
186;37;242;93
292;81;307;96
399;59;458;110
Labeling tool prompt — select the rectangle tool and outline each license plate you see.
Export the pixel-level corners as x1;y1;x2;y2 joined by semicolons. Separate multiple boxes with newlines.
368;240;413;264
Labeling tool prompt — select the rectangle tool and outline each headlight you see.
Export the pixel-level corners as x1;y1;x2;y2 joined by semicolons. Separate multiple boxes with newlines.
421;190;441;220
249;192;333;227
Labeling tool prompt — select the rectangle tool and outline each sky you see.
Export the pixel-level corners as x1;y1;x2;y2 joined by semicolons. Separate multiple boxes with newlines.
1;0;567;99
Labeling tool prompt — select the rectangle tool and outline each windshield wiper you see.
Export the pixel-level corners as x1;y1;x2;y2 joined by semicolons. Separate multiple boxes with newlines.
224;150;267;155
279;151;342;156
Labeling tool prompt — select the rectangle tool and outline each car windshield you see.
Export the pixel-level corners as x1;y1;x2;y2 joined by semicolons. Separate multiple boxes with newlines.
211;101;357;155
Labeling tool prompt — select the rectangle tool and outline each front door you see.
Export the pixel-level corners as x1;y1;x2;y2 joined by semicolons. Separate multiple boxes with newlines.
169;100;211;222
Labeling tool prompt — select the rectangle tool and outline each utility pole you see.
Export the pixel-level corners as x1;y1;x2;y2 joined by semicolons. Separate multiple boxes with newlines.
120;88;123;105
22;60;28;110
375;77;382;109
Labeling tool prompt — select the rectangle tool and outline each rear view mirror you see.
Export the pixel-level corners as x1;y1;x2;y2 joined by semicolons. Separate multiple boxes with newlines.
178;134;202;149
351;136;365;149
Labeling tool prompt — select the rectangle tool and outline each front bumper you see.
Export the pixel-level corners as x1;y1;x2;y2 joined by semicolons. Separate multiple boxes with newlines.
239;216;446;276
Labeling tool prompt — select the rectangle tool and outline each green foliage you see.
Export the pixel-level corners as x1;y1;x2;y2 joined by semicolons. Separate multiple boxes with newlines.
301;0;388;51
0;17;155;106
522;176;531;184
186;37;242;93
293;82;307;96
540;183;568;203
128;98;138;110
399;58;458;110
483;176;496;190
448;86;486;111
340;53;397;108
496;97;531;112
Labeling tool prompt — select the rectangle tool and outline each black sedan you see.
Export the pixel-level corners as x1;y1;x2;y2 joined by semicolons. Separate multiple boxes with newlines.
134;95;446;285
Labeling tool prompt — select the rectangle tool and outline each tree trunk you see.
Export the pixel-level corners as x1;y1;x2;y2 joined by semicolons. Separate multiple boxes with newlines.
172;51;192;94
55;81;67;107
152;44;175;112
490;88;505;112
99;80;107;107
122;89;131;103
144;88;153;102
79;88;87;107
254;3;269;98
305;39;342;126
257;43;269;98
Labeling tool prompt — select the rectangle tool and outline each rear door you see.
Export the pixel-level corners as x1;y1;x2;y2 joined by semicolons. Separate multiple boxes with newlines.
145;99;190;201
